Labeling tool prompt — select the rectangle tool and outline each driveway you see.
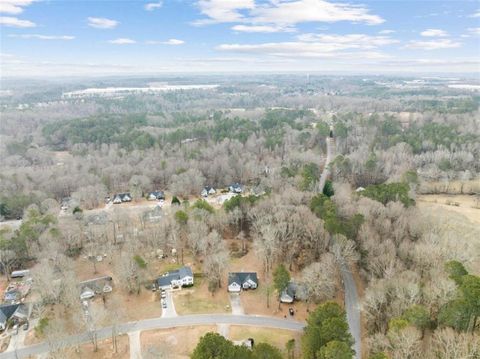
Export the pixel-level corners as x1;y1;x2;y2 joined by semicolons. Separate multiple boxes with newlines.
161;291;177;318
128;331;141;359
229;293;244;315
0;314;304;359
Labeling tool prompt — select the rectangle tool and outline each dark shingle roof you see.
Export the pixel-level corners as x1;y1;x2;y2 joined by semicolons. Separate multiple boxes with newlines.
228;272;258;286
156;266;193;287
0;304;20;324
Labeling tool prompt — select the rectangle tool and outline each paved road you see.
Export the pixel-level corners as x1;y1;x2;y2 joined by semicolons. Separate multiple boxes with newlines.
319;135;361;359
341;263;361;358
0;314;304;359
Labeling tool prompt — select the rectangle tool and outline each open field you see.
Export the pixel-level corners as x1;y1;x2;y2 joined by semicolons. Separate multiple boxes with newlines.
417;194;480;225
141;325;215;358
229;325;302;355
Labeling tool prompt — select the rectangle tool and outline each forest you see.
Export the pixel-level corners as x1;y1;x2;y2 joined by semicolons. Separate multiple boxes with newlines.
0;75;479;358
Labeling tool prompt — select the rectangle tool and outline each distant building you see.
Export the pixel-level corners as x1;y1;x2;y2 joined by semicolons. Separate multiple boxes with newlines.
156;266;194;290
147;191;165;201
201;186;216;197
113;193;132;204
228;272;258;292
79;276;113;299
229;183;243;194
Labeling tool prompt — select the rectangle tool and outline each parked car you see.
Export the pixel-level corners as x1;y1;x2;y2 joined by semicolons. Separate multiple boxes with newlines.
23;322;29;331
289;307;295;316
161;292;166;299
162;300;167;308
13;324;18;335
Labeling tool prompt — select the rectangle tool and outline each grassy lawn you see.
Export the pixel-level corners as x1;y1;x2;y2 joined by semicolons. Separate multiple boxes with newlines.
173;278;230;315
229;326;301;354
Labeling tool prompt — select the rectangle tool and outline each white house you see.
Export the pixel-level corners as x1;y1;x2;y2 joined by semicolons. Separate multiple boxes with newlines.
201;186;216;197
228;272;258;292
156;266;194;290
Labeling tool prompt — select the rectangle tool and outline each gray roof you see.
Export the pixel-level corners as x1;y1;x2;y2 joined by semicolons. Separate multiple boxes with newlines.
156;266;193;287
79;276;112;293
228;272;258;286
0;304;20;325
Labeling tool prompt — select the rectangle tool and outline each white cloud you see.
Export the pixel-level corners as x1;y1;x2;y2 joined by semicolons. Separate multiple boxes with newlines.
468;27;480;36
217;33;396;58
379;30;395;35
404;39;461;50
420;28;448;37
231;24;295;33
250;0;384;26
469;9;480;18
297;33;398;47
0;0;35;15
146;39;185;45
109;38;136;44
163;38;185;45
195;0;384;27
195;0;255;24
0;16;35;27
9;34;75;40
87;17;119;29
145;1;163;11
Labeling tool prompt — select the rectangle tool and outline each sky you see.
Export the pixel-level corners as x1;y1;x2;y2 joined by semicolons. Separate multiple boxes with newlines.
0;0;479;77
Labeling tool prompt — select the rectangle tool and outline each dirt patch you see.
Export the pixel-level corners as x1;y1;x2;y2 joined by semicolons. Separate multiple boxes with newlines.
229;326;301;356
141;326;216;358
417;194;480;225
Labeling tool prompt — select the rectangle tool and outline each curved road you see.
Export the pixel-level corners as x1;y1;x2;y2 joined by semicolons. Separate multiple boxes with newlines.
320;135;361;359
0;314;304;359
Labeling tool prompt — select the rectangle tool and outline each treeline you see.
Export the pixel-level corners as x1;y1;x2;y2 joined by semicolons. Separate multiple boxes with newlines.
40;109;313;151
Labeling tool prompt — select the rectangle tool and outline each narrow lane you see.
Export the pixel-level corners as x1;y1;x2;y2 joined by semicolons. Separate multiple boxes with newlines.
319;134;361;359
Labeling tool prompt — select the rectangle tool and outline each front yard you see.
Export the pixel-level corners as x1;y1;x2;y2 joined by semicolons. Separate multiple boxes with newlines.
141;326;216;358
173;277;230;315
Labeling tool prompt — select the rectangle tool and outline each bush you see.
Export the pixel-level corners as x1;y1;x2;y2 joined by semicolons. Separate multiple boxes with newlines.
133;255;147;269
192;199;215;213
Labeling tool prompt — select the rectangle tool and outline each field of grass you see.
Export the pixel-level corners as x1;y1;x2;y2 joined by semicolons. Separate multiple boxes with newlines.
173;278;230;315
229;326;301;356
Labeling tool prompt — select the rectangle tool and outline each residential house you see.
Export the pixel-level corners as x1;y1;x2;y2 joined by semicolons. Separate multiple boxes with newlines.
147;191;165;201
156;266;194;290
201;186;216;197
228;272;258;292
79;276;113;299
113;193;132;204
280;282;298;303
11;303;29;323
0;304;19;331
229;183;243;194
